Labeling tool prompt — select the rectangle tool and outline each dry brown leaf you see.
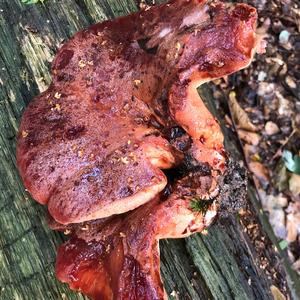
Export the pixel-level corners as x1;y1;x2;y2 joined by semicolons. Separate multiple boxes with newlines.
243;144;257;161
289;173;300;196
228;91;257;132
286;203;300;243
285;203;300;243
224;114;233;127
286;214;298;243
248;161;269;187
270;285;286;300
238;129;260;146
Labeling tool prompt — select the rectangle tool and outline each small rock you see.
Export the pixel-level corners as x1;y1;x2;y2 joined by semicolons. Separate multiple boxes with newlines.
272;19;283;33
261;193;288;211
258;71;267;81
260;192;288;240
279;30;290;44
279;195;289;207
285;76;297;89
170;291;178;298
276;91;293;117
257;82;275;97
278;118;293;135
270;208;287;239
275;194;288;208
265;121;280;135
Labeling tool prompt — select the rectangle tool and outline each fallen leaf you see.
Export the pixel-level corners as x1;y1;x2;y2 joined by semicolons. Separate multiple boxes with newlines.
21;0;44;4
273;161;288;192
224;114;233;127
282;150;300;174
237;129;260;146
289;173;300;196
286;202;300;243
286;214;298;242
243;144;257;163
228;91;257;132
279;240;288;250
248;161;269;187
270;285;286;300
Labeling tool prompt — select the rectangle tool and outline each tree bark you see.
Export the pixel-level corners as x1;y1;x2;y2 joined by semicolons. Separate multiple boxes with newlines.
0;0;298;299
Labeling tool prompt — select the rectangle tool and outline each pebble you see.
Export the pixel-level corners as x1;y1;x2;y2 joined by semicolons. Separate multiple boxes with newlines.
257;82;275;97
270;208;287;239
285;76;297;89
258;71;267;81
276;91;293;117
265;121;280;135
275;194;288;207
272;19;283;33
279;30;290;44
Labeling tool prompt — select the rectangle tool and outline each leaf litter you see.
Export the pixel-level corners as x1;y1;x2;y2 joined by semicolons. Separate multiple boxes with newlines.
209;0;300;279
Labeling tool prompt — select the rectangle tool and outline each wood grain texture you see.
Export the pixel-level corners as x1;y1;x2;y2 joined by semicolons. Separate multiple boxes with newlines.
0;1;298;299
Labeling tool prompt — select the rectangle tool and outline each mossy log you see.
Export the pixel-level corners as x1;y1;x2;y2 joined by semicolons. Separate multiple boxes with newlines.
0;1;299;299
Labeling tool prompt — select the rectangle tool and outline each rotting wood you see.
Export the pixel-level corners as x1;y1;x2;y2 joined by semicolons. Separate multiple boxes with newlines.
0;1;299;299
